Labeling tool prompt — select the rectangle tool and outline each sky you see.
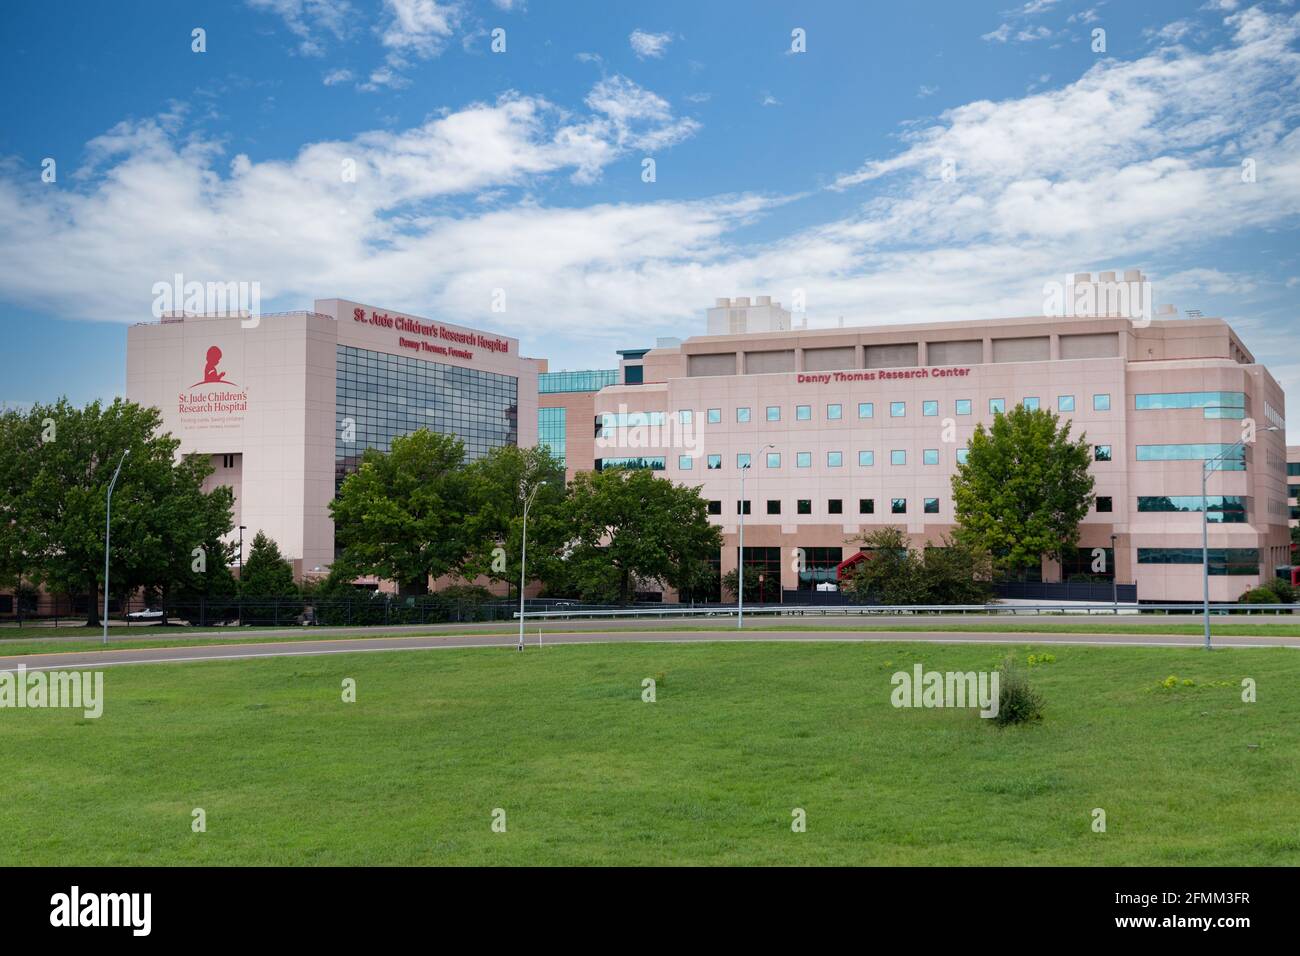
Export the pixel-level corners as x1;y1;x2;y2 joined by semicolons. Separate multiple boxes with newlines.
0;0;1297;441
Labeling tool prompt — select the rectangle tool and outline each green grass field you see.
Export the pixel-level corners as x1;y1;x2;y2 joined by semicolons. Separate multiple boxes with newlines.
3;640;1297;865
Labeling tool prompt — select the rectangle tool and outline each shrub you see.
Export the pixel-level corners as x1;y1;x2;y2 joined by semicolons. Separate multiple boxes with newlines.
991;655;1044;727
1261;576;1296;604
1239;587;1278;605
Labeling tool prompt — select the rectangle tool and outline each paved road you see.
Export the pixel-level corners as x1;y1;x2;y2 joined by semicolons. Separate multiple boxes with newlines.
5;611;1299;647
2;627;1296;671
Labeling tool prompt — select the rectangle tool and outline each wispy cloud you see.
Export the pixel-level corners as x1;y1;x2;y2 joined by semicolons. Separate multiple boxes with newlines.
629;29;673;59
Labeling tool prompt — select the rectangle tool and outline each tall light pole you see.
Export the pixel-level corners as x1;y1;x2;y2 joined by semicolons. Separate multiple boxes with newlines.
237;525;247;628
1110;532;1118;614
102;449;129;645
518;479;547;652
737;443;775;630
1202;426;1278;650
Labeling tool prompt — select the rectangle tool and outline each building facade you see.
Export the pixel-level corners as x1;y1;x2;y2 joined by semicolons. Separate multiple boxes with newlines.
126;300;541;575
562;294;1290;603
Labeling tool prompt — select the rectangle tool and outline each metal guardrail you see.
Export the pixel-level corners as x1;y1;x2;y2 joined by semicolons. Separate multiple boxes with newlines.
515;603;1300;620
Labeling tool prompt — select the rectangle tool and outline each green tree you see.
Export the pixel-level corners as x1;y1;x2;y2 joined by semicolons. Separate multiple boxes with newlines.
330;429;470;594
238;531;296;597
950;404;1094;579
722;564;762;604
0;399;234;625
1291;525;1300;548
459;444;567;597
564;468;722;603
919;537;994;604
844;527;928;605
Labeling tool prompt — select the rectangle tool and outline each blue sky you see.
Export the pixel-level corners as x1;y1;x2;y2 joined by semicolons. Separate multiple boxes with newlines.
0;0;1297;440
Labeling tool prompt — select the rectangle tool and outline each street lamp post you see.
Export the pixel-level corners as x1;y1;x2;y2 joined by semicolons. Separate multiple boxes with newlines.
737;443;775;630
237;525;246;628
102;449;129;645
1201;427;1278;650
518;479;546;652
1110;533;1118;614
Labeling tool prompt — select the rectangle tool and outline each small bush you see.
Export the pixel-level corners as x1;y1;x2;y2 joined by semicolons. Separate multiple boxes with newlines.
991;655;1044;727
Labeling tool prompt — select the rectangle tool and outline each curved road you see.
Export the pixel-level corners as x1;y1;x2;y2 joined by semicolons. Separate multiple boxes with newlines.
2;627;1296;671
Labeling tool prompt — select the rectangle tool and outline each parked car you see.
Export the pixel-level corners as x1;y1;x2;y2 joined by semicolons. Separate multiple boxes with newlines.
125;607;168;624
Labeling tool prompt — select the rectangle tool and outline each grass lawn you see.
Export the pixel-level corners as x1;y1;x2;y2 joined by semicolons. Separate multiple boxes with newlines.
2;640;1297;865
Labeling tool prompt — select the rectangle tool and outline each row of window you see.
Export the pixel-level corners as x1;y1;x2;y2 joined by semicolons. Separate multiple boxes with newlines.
683;394;1113;425
674;445;1113;469
707;498;941;516
1136;548;1261;575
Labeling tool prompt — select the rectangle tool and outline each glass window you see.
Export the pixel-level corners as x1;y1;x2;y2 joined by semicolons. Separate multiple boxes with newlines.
827;403;842;420
737;500;751;515
678;455;693;470
1135;392;1248;413
797;499;812;515
828;499;843;514
1137;496;1248;523
923;449;939;465
858;402;874;419
766;452;781;468
859;498;875;515
1023;397;1040;411
707;408;721;424
766;406;780;422
1135;444;1246;470
1058;395;1075;412
859;450;875;467
956;448;970;465
707;454;722;470
827;451;843;467
1138;548;1259;575
990;398;1006;414
597;456;665;471
538;369;619;393
766;500;781;515
737;453;752;469
678;409;693;425
796;405;811;421
1095;445;1112;462
891;498;907;514
737;407;751;423
1096;496;1112;513
924;498;939;514
1093;394;1111;411
922;400;939;417
797;452;812;468
707;500;721;515
955;399;972;416
891;450;906;466
890;402;906;418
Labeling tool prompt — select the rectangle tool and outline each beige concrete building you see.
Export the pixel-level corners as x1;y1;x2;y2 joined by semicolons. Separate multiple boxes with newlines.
555;291;1290;603
127;300;541;575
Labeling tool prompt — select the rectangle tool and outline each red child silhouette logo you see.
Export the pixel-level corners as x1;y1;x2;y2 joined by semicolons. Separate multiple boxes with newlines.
192;345;237;387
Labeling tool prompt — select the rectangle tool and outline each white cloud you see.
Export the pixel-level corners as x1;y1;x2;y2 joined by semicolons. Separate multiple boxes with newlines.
629;29;673;59
322;68;354;86
0;79;709;335
917;85;939;98
982;23;1012;43
245;0;352;56
378;0;462;59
